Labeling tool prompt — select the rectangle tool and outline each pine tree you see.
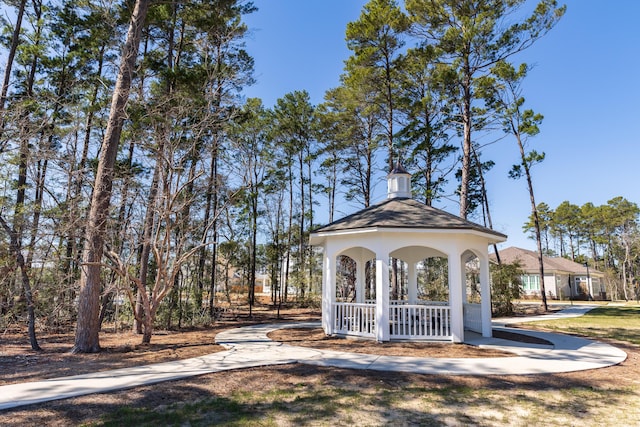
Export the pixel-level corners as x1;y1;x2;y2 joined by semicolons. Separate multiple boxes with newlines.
406;0;565;218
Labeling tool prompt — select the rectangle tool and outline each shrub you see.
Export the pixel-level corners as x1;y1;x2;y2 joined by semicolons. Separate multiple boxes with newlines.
491;261;523;316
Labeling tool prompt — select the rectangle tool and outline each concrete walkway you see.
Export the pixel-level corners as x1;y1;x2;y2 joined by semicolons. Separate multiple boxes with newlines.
0;305;627;411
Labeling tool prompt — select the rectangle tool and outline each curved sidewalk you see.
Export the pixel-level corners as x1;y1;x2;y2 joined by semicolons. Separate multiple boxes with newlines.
216;319;627;376
0;306;627;411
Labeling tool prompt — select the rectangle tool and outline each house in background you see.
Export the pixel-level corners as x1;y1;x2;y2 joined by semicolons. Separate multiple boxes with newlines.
492;247;606;301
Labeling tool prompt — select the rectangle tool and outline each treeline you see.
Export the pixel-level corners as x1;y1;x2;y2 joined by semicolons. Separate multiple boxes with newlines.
524;198;640;300
0;0;566;347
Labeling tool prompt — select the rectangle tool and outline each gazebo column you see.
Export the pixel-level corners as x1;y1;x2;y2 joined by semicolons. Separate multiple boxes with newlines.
322;252;336;335
479;255;492;337
448;253;464;343
355;259;366;303
407;262;418;304
375;250;390;342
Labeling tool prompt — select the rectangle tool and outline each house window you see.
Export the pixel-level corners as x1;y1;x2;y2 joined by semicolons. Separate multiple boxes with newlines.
593;278;604;292
521;275;540;291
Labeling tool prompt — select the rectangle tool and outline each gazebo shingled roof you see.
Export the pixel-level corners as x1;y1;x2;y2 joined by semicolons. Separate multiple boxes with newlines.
312;197;508;238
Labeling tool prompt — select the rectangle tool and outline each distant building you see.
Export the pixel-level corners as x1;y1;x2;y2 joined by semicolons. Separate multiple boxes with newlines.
492;247;606;300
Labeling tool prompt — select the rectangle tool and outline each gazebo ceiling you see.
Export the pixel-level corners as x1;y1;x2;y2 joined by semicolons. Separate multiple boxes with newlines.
311;198;507;243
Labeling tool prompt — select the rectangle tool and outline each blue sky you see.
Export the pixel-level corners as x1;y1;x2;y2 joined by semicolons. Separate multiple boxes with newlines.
243;0;640;251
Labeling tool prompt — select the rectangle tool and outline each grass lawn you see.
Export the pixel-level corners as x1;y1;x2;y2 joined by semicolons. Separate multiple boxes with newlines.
527;305;640;345
78;305;640;427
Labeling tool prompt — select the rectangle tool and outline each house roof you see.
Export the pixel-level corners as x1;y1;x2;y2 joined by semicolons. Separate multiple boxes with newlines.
310;197;507;240
492;247;604;276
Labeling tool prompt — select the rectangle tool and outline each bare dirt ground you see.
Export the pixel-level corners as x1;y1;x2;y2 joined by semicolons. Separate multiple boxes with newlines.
0;302;552;385
1;302;638;426
0;304;319;386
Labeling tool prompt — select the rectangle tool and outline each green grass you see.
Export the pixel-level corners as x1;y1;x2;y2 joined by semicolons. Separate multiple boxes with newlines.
527;305;640;344
90;395;280;427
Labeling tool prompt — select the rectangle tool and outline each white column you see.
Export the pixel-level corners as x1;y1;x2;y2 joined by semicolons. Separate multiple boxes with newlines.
408;262;417;304
356;259;365;303
322;252;335;335
479;254;492;337
448;253;464;343
375;251;390;342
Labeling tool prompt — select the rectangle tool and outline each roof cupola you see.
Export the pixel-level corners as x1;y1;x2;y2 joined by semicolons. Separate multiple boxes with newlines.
387;160;412;199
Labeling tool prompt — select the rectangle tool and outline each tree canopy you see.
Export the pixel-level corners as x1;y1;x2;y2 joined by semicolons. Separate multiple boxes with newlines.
6;0;638;351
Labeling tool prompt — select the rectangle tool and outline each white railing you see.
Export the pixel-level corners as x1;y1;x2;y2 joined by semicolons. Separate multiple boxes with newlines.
364;299;448;306
364;299;409;305
389;304;451;340
463;303;482;333
334;302;452;340
334;302;376;338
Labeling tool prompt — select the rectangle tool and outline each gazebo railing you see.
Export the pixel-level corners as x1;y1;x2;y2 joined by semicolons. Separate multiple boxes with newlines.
389;304;451;340
333;302;451;340
334;302;376;338
364;299;448;306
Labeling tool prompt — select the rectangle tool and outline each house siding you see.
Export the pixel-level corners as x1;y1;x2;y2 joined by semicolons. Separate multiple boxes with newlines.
494;247;607;301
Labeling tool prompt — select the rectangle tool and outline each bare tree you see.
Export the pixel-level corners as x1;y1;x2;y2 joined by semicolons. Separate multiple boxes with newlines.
0;214;40;350
0;0;26;126
106;141;236;343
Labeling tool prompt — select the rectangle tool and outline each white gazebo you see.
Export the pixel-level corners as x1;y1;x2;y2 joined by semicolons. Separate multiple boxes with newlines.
309;162;507;343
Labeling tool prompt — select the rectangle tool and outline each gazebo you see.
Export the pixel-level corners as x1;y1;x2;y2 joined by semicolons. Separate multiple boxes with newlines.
309;162;507;343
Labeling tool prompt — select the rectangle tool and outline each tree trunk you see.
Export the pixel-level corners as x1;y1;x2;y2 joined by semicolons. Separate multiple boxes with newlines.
0;214;40;350
298;151;306;300
74;0;151;353
135;155;163;334
142;313;154;344
197;150;215;311
208;148;219;316
517;136;548;311
7;3;43;349
306;145;314;294
459;62;473;220
471;147;501;265
284;163;294;302
62;44;107;301
622;233;630;301
0;0;26;123
249;192;258;317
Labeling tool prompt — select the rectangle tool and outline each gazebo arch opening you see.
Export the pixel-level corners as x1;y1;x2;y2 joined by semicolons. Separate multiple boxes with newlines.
386;246;452;340
463;250;482;304
335;251;376;303
335;248;454;308
330;245;456;341
416;256;449;304
336;255;356;302
389;246;448;303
